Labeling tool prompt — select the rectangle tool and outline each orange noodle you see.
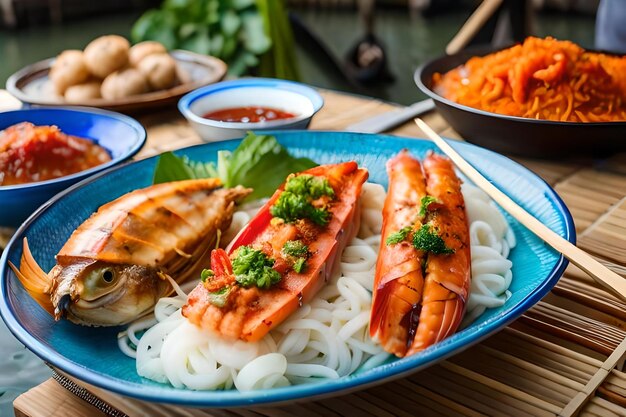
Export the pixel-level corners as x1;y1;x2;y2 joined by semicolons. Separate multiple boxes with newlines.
432;37;626;122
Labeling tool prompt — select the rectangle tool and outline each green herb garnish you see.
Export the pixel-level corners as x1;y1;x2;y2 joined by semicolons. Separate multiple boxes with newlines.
385;226;412;245
270;192;330;225
282;240;309;257
270;174;334;225
419;195;440;218
282;240;309;273
153;132;317;201
293;258;306;273
284;174;335;200
412;224;454;255
207;286;232;308
231;246;281;289
200;269;215;282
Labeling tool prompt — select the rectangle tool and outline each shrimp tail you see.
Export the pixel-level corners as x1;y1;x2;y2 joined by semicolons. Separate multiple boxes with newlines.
9;238;54;317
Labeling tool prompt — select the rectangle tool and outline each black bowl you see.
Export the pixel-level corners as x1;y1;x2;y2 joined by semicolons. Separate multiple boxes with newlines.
415;47;626;158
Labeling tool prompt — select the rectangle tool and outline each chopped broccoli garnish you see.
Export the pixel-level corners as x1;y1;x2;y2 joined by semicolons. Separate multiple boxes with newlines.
231;246;281;289
270;192;330;225
412;224;455;255
270;174;334;226
282;240;310;273
284;174;335;199
282;240;309;257
419;195;440;218
386;226;413;245
293;258;307;273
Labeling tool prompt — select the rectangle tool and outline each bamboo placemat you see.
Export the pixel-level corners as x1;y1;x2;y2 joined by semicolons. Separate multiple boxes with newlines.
10;90;626;417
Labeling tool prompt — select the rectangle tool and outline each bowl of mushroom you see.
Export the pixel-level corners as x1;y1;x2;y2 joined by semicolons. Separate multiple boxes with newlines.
6;35;227;113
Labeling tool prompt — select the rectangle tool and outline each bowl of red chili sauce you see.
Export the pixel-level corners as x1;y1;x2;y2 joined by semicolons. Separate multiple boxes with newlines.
0;107;145;227
178;78;324;141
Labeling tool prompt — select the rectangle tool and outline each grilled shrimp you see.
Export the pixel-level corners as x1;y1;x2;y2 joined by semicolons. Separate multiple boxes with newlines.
10;179;250;326
370;151;471;357
183;162;368;342
370;152;427;356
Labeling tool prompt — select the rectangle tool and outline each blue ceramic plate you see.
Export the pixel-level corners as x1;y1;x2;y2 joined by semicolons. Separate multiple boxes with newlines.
0;131;574;407
0;107;146;227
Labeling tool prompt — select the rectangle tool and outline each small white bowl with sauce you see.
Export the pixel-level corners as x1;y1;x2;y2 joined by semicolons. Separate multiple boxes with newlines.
178;78;324;142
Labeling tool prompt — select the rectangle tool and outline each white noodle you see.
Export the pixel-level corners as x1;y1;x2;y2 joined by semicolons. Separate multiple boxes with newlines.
119;182;515;391
461;183;516;327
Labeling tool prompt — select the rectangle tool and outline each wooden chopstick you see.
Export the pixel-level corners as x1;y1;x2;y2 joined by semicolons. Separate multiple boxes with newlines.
414;118;626;303
445;0;504;55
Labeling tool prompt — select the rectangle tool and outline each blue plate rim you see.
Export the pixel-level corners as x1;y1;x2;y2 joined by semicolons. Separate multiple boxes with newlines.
0;106;146;191
0;131;575;407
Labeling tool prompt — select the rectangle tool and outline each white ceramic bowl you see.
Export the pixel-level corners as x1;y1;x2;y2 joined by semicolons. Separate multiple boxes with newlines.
178;78;324;142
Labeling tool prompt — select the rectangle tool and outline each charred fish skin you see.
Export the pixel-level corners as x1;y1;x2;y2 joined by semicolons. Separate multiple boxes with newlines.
10;179;251;327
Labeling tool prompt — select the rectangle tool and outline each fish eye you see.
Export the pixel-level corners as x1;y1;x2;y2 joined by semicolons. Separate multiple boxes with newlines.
81;265;121;300
102;269;115;283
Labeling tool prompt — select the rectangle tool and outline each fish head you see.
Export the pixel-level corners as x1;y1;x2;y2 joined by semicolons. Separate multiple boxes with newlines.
52;260;165;326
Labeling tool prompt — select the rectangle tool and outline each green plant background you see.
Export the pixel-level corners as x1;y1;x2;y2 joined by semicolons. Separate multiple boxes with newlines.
131;0;299;80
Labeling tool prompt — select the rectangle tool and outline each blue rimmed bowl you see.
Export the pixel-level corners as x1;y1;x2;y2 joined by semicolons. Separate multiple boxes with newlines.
178;78;324;142
0;131;574;407
0;107;146;227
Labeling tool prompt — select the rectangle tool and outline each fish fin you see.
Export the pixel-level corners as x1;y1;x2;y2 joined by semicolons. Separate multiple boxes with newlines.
9;238;55;317
174;247;192;258
157;270;190;299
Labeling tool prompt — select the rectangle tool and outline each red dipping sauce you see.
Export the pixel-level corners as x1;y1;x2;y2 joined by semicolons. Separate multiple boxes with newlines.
202;106;296;123
0;122;111;186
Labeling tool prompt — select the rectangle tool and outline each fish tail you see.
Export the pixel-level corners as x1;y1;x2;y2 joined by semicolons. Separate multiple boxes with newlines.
9;238;55;317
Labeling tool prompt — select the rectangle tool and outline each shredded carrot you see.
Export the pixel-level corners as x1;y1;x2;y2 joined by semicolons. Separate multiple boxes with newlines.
433;37;626;122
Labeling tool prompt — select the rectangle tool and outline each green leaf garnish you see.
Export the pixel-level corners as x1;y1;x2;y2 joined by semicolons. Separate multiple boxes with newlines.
282;240;309;258
232;246;281;289
152;132;317;201
419;195;440;218
153;152;218;184
207;286;232;308
153;152;196;184
293;258;306;273
270;174;334;226
282;240;309;273
200;269;214;282
412;224;455;255
386;226;412;245
270;192;331;226
284;174;334;200
225;133;316;200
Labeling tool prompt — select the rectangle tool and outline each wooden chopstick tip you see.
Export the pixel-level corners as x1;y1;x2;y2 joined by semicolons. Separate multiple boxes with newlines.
414;118;446;148
414;118;439;141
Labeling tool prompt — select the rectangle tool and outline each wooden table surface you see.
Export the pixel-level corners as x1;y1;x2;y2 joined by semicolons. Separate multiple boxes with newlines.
7;89;626;417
